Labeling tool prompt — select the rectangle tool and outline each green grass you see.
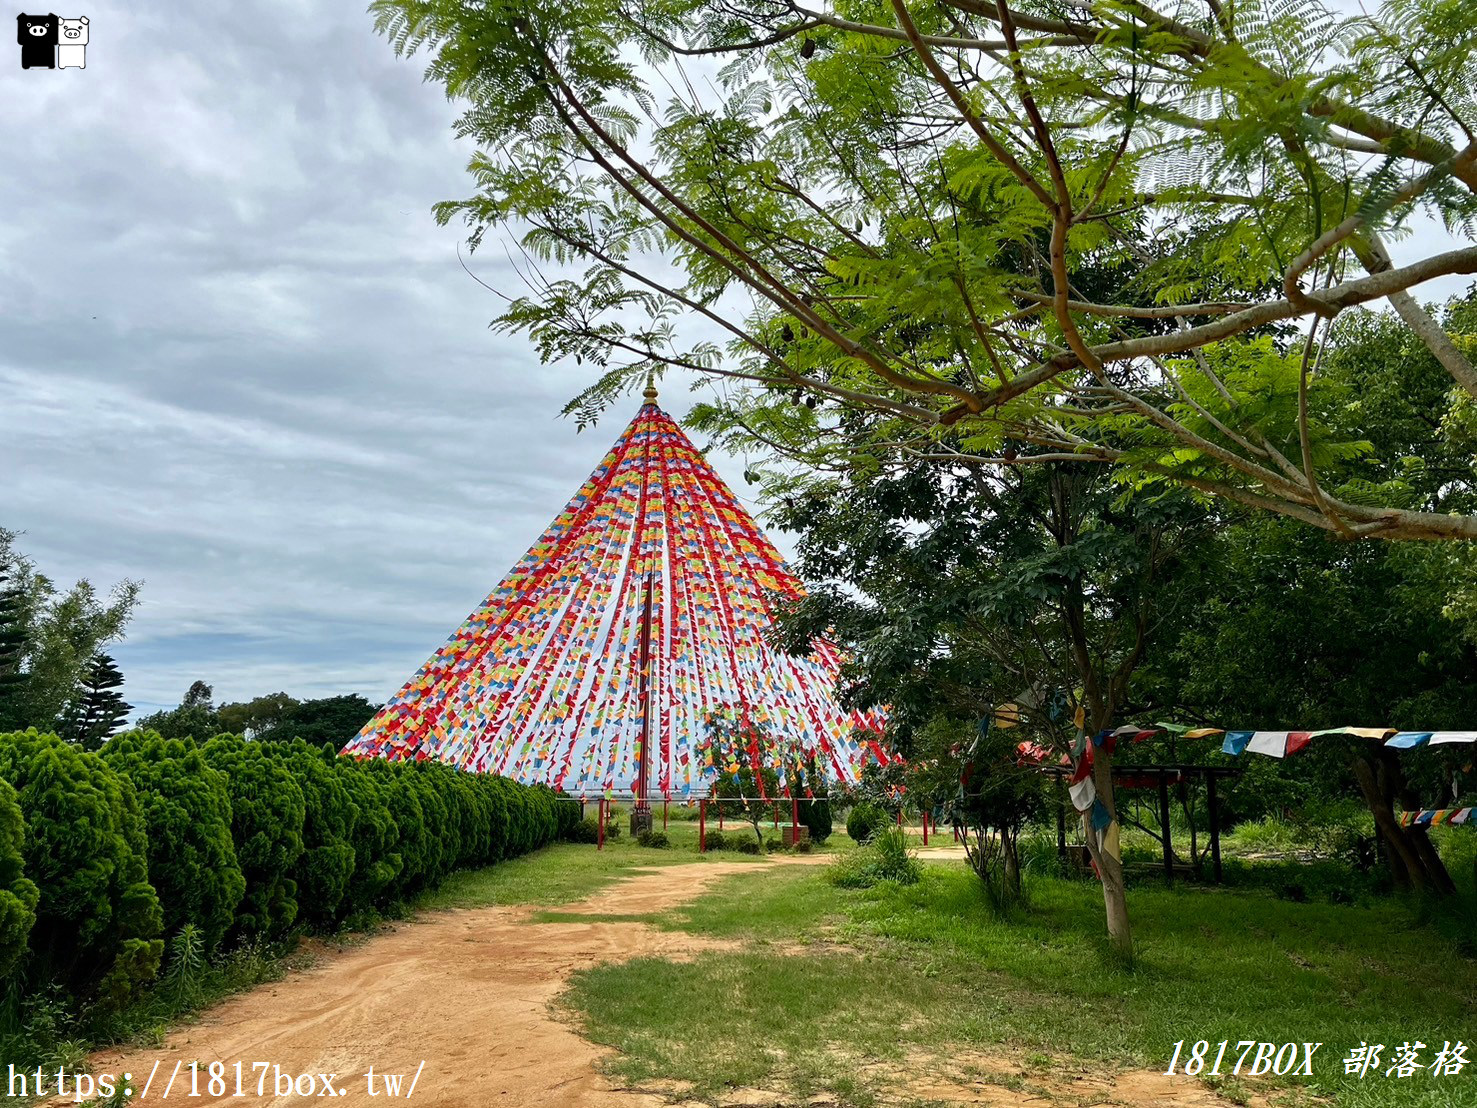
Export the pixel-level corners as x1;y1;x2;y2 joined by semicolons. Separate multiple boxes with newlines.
413;822;770;910
562;858;1477;1107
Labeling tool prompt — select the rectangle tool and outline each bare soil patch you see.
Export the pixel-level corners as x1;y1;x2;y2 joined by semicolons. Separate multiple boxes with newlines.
72;862;751;1108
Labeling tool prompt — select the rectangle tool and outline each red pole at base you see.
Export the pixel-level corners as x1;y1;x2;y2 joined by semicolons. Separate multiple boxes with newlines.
922;810;929;846
897;808;903;831
598;798;606;851
699;799;707;853
663;798;669;830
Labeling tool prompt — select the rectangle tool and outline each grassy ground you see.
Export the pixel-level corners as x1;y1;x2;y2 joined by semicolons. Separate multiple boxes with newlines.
413;820;772;910
559;850;1477;1108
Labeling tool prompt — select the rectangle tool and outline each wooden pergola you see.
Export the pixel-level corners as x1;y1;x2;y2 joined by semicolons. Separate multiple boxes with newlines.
1038;763;1243;884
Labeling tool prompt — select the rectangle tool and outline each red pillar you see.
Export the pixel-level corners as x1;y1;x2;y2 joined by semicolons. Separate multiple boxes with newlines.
699;799;707;853
663;797;669;830
922;810;929;846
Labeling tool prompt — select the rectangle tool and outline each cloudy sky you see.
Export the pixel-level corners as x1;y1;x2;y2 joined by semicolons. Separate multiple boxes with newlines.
3;2;1470;720
0;1;769;716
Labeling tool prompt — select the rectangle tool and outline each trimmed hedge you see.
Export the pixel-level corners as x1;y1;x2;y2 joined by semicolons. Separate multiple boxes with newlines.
261;740;357;929
201;735;307;940
0;730;163;1013
99;733;244;954
0;729;564;1025
0;777;38;981
334;759;401;917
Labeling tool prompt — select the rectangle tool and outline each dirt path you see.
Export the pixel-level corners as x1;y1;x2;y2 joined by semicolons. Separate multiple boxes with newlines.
68;854;1259;1108
77;863;754;1108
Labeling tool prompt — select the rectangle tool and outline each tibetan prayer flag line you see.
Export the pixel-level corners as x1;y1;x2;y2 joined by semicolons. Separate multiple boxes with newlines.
1385;731;1477;749
1399;808;1472;827
1218;729;1477;757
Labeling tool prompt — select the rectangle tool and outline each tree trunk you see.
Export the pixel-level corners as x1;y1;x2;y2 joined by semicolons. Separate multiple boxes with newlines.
1083;748;1133;961
1350;750;1455;894
1003;829;1021;896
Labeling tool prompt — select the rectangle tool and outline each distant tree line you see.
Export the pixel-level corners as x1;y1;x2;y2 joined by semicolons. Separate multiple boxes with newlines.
0;529;381;752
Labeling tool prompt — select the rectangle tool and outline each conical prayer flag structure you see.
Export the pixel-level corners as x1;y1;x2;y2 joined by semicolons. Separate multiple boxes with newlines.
344;387;883;798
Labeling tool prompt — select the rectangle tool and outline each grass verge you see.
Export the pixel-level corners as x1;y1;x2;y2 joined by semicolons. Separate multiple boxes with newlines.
562;859;1477;1108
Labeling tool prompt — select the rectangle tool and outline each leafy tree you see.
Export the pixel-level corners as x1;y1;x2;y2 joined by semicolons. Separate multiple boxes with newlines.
375;0;1477;543
701;715;785;848
99;732;245;954
0;777;38;982
0;531;138;731
1159;515;1474;893
136;681;222;742
0;730;163;1015
200;735;306;940
921;717;1041;910
58;654;131;751
255;694;380;747
217;692;299;740
771;458;1211;956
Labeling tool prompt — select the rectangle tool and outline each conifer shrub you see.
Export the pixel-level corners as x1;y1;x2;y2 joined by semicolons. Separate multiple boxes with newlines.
332;757;401;916
554;789;581;841
0;730;163;1013
500;775;532;858
525;784;559;854
846;803;888;843
99;731;244;954
443;768;487;867
399;762;449;885
260;740;358;928
800;793;833;844
0;776;38;981
568;817;601;844
200;734;306;939
363;759;431;896
701;830;728;852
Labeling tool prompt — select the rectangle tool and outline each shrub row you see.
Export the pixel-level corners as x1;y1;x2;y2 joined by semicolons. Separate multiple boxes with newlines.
0;729;565;1023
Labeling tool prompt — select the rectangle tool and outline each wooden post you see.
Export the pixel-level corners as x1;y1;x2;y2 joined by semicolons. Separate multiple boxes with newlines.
1158;770;1174;884
699;798;707;853
633;574;655;833
1207;771;1223;884
1056;774;1067;863
922;810;929;846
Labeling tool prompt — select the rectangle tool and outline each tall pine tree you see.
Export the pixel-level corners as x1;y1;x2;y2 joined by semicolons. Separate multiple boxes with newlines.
60;653;132;751
0;560;30;731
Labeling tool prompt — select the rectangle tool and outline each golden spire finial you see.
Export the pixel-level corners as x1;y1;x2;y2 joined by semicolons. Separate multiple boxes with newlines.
642;371;659;404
